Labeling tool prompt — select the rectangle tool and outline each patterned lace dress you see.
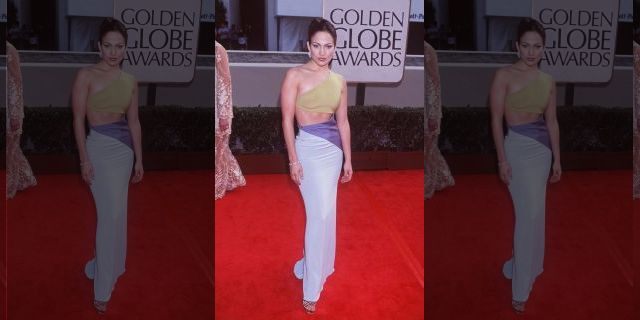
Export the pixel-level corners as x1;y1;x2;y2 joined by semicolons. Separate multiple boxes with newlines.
425;41;454;199
6;42;37;198
215;42;246;200
634;41;639;198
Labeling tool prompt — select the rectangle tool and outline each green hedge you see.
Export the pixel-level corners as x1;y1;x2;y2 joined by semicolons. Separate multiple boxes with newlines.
230;105;424;153
3;105;422;154
4;105;626;154
3;106;213;154
439;106;631;153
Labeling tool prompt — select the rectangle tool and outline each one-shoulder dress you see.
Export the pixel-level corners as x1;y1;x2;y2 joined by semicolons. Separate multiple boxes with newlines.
83;71;136;303
502;71;553;303
292;71;344;303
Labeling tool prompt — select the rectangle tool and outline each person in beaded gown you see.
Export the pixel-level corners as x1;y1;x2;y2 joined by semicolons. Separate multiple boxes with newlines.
425;40;454;199
6;41;37;198
633;40;640;198
215;41;245;200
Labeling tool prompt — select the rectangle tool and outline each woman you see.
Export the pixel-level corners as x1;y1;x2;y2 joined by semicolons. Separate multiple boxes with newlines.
6;41;37;198
425;40;454;198
489;18;561;314
633;40;639;198
71;18;143;314
280;18;352;314
215;41;245;200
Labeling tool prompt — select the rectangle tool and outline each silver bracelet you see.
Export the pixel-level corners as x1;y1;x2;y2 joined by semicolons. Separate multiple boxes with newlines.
289;160;301;167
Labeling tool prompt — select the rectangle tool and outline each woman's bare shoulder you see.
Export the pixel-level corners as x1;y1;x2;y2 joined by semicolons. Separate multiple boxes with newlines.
497;65;515;76
288;65;307;75
75;66;97;83
284;65;307;83
492;65;514;84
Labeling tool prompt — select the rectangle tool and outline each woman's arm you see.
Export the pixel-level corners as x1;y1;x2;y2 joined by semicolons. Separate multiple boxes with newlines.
634;42;640;132
335;78;352;183
7;43;24;133
280;68;302;184
489;69;510;184
71;68;92;183
216;44;233;132
544;79;561;182
424;41;442;129
127;79;144;183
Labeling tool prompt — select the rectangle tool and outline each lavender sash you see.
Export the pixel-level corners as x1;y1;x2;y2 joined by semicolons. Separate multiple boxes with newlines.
91;119;133;151
509;118;550;150
299;115;342;150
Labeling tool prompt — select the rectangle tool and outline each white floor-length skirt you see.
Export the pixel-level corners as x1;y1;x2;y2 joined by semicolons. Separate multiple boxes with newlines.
84;120;134;302
293;118;343;302
502;118;552;302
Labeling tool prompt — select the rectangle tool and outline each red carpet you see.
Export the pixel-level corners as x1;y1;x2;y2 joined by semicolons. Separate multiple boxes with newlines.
7;171;212;319
426;170;633;319
215;170;424;319
635;199;640;320
1;171;5;320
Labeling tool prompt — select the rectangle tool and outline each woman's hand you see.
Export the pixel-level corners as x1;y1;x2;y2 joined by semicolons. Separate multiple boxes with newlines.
131;161;144;183
341;161;353;183
427;119;438;133
81;161;94;185
10;118;20;132
498;161;511;185
220;118;230;132
549;161;561;183
290;161;303;185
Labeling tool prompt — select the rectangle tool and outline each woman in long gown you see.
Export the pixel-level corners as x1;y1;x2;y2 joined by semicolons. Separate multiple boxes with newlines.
215;41;245;200
6;41;37;198
71;18;143;314
280;18;352;314
424;40;454;198
489;18;561;314
633;40;639;198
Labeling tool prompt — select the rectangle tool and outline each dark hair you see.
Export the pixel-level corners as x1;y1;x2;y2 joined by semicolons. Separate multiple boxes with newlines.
99;18;128;45
308;18;337;44
516;18;545;44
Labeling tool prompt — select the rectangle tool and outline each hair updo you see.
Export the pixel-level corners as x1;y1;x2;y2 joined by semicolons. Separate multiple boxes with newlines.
308;18;337;44
516;18;545;44
99;18;128;45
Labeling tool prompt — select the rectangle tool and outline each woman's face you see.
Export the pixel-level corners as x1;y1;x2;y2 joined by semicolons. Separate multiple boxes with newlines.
99;31;126;67
517;31;544;67
307;31;336;68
